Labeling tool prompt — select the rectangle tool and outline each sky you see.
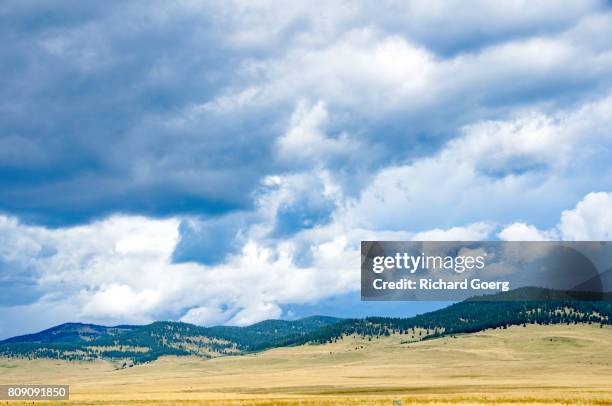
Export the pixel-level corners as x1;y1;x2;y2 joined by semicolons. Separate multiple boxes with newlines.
2;0;612;339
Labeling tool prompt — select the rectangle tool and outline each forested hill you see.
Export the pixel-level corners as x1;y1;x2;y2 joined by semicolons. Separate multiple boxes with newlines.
1;288;611;365
302;292;612;345
0;316;341;365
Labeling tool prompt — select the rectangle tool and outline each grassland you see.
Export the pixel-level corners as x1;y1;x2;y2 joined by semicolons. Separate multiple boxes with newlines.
1;324;611;405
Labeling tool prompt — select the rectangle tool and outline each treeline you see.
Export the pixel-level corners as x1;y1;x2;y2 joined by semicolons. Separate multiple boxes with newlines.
1;296;610;364
290;300;612;345
0;317;341;364
205;316;341;351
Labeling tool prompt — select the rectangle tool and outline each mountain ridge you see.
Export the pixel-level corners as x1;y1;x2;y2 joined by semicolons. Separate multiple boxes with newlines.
1;288;611;365
0;316;342;364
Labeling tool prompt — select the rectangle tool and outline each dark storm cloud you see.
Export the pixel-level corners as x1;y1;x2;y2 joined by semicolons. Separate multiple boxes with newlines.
1;0;612;228
0;1;280;225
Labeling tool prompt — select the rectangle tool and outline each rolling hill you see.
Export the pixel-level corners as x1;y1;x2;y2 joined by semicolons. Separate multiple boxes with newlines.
0;316;341;364
1;288;610;365
3;324;611;405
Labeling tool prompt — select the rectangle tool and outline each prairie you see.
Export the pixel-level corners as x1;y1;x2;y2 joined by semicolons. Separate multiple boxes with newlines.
1;324;611;405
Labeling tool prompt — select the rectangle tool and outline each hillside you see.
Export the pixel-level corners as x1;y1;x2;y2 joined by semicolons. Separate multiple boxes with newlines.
1;324;611;405
0;316;340;365
303;290;612;345
1;288;611;365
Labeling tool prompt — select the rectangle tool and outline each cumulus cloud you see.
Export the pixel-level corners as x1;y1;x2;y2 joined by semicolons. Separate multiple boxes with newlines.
499;192;612;241
0;213;358;337
1;1;612;224
560;192;612;240
277;100;358;165
344;92;612;231
412;223;494;241
180;305;233;327
0;206;497;339
498;222;558;241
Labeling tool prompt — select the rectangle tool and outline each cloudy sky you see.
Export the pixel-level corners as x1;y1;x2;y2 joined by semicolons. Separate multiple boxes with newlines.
2;0;612;338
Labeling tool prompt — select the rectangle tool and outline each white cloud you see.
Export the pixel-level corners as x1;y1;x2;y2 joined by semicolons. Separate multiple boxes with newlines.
228;301;282;326
237;29;437;114
205;7;612;133
82;284;162;319
412;223;494;241
0;206;496;339
0;213;357;336
180;306;233;327
499;192;612;241
343;92;612;231
2;188;612;339
498;222;558;241
277;100;356;164
559;192;612;240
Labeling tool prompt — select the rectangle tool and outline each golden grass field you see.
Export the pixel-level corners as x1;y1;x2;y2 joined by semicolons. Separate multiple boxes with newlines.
1;324;611;405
